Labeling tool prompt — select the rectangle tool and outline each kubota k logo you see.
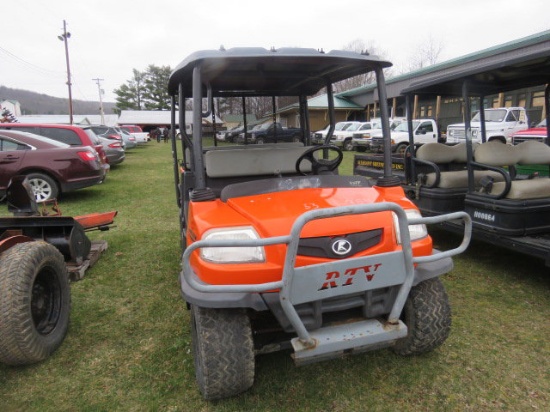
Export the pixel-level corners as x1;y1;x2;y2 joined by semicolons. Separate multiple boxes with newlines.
331;239;352;256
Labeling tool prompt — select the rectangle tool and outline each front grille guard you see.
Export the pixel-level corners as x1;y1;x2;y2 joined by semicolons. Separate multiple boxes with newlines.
181;203;472;348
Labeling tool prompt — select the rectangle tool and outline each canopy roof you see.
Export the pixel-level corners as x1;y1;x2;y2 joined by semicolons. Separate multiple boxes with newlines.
168;47;392;97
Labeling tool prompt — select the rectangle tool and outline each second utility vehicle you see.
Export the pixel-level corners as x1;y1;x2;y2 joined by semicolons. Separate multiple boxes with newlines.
168;47;471;400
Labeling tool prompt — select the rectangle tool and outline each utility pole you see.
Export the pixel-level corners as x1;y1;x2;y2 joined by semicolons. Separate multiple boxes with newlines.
58;20;73;125
93;78;105;125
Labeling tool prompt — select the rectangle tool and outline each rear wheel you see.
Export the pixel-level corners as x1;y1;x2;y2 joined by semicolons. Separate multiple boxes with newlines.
392;278;451;356
343;139;354;151
191;305;255;400
0;241;70;365
26;173;59;202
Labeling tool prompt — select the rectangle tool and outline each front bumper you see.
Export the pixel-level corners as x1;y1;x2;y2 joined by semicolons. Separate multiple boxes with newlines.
352;138;371;149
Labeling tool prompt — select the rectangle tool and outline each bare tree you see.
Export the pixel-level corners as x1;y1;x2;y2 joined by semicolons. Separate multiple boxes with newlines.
405;35;444;72
332;39;392;93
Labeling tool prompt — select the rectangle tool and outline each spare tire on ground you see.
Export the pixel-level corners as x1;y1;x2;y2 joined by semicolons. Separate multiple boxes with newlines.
0;241;71;365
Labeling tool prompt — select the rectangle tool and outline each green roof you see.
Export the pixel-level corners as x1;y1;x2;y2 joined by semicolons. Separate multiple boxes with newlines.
342;29;550;98
307;94;362;109
277;93;362;113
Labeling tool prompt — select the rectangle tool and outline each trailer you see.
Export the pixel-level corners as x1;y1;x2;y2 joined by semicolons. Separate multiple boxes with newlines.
0;176;116;365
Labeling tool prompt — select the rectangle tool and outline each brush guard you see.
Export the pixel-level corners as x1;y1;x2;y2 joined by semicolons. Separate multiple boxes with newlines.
182;203;471;364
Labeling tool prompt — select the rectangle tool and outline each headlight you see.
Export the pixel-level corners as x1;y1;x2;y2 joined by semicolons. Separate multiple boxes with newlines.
448;129;454;137
471;129;479;137
393;209;428;244
200;227;265;263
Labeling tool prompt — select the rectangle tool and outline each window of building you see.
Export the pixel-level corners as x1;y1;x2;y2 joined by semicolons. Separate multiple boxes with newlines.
531;91;545;108
518;93;526;108
504;95;513;107
420;105;433;117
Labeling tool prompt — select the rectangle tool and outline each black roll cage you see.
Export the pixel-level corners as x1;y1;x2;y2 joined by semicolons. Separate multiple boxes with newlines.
168;47;399;209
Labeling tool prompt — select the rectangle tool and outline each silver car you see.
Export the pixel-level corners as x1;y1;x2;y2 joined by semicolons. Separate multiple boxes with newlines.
98;136;125;166
115;127;138;149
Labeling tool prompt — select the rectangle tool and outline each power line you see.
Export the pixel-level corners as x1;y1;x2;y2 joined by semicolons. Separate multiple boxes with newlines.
0;46;64;76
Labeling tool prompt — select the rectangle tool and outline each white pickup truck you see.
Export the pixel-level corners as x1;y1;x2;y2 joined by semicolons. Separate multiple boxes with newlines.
446;107;528;144
118;125;150;144
369;118;439;155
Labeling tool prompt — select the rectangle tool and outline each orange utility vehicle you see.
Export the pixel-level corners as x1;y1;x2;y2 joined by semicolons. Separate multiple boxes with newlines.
168;47;472;400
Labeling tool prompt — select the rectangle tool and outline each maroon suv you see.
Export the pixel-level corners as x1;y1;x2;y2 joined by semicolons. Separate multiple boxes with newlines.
0;123;109;172
0;130;105;202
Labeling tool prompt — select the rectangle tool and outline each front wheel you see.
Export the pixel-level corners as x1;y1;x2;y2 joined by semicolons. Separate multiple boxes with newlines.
392;278;451;356
343;139;354;151
191;305;255;400
0;241;71;365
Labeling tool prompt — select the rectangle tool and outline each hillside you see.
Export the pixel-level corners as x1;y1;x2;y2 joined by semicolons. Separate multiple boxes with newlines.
0;85;117;116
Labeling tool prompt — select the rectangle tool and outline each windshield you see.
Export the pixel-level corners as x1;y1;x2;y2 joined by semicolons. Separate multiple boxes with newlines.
472;109;507;122
372;121;382;129
341;123;358;131
393;121;419;133
91;126;109;135
345;123;362;132
83;128;101;144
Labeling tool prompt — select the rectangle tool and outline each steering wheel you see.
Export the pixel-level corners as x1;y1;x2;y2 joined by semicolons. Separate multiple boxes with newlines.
295;145;344;175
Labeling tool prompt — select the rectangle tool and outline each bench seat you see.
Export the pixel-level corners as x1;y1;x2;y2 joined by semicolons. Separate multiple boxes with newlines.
204;146;312;178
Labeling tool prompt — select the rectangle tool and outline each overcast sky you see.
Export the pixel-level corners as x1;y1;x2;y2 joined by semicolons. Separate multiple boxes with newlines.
1;0;548;104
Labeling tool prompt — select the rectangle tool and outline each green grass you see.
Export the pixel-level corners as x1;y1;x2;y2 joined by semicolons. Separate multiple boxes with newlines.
1;143;549;411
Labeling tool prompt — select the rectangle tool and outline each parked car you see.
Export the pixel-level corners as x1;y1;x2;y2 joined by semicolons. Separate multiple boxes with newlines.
236;122;303;144
114;127;137;149
216;125;248;143
447;107;528;144
351;118;407;151
98;136;125;166
0;123;109;173
90;126;125;149
0;130;105;202
331;121;373;150
512;118;548;144
311;121;359;144
118;125;150;144
370;119;440;155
